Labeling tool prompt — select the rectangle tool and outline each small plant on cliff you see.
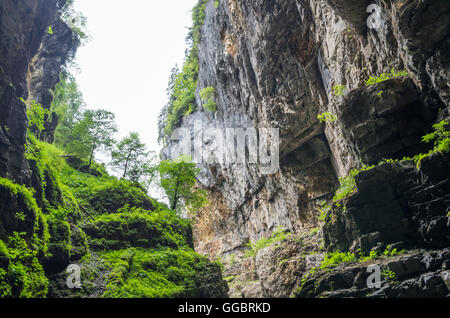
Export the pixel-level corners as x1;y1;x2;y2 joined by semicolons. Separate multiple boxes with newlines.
414;120;450;168
333;164;375;202
200;87;217;112
365;68;409;86
244;226;291;258
332;84;346;97
320;251;357;269
318;202;332;222
382;269;399;285
317;112;337;124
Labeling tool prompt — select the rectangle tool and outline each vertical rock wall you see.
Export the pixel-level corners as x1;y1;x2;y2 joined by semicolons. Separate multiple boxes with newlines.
0;0;73;183
164;0;449;297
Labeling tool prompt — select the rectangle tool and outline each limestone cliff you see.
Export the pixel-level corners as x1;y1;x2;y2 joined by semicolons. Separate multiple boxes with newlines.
164;0;450;297
0;0;73;183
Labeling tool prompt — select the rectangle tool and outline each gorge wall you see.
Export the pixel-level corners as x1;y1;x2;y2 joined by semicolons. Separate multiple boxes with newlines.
164;0;450;297
0;0;73;184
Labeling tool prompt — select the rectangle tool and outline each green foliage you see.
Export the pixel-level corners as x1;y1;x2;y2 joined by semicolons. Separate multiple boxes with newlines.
333;165;375;202
320;251;357;269
200;87;217;112
332;84;346;97
22;99;50;139
317;112;337;123
47;26;53;35
158;156;209;213
61;0;89;58
111;132;153;181
382;269;399;285
245;226;291;258
383;245;405;257
214;1;220;9
414;121;450;168
83;179;154;215
158;0;207;142
365;68;409;86
83;207;191;251
0;176;49;256
52;73;86;152
0;233;48;298
318;202;332;222
359;250;379;263
101;247;215;298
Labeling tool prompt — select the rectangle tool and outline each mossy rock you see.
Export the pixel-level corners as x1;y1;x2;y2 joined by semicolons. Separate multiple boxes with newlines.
0;178;47;247
82;209;191;251
42;219;71;273
69;225;88;261
87;180;154;214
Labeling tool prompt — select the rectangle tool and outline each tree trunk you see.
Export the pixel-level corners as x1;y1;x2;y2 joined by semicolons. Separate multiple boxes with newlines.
88;144;96;169
171;179;181;210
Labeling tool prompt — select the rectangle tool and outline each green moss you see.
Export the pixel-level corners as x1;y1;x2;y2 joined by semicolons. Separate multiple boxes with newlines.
83;207;192;251
101;247;217;298
0;177;49;256
0;233;49;298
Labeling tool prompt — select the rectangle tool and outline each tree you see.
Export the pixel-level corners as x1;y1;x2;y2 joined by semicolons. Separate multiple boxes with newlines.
52;73;86;150
83;110;117;169
64;109;117;168
111;132;149;180
158;155;208;213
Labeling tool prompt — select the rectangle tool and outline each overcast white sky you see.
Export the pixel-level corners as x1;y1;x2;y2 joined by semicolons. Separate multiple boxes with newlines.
72;0;198;158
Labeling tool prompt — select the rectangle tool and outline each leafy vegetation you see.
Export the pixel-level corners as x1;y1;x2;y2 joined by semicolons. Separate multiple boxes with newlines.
200;87;217;112
317;112;337;124
332;84;346;97
111;132;154;182
365;68;409;86
414;120;450;168
158;0;208;143
158;155;208;213
244;226;291;258
100;247;219;298
0;233;49;298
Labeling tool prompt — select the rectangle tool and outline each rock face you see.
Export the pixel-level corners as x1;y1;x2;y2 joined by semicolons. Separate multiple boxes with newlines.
0;0;70;183
164;0;450;297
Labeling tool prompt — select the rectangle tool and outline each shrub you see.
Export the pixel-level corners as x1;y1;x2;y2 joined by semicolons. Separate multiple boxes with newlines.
332;85;346;97
200;87;217;112
317;112;337;123
414;120;450;168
